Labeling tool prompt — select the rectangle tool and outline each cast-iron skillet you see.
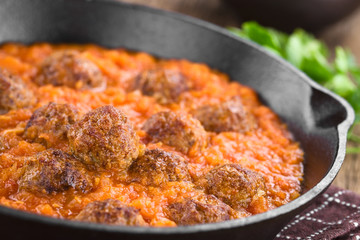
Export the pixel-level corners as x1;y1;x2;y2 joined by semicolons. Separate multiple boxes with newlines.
0;0;354;239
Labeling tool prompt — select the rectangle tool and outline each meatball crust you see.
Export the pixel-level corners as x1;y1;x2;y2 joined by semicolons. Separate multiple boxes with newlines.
34;50;106;91
142;111;208;155
132;68;190;104
23;102;79;147
75;199;147;226
168;194;237;225
0;69;35;114
197;164;266;210
191;96;256;133
128;148;191;186
68;105;143;170
18;149;94;194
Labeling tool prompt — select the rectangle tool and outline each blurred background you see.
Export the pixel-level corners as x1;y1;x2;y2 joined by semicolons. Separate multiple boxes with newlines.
118;0;360;193
119;0;360;60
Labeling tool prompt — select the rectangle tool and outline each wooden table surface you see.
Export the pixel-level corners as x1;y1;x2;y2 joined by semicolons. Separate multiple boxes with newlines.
119;0;360;194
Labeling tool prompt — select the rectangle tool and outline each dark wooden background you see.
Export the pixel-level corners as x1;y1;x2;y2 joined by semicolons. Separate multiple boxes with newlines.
119;0;360;194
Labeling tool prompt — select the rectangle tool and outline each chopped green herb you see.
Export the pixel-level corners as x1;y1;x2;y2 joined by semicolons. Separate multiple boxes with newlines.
228;22;360;152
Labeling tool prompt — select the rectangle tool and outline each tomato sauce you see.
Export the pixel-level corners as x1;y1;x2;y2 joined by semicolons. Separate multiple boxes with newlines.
0;43;303;226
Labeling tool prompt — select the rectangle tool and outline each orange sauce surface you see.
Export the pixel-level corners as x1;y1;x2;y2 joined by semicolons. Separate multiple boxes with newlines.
0;43;304;226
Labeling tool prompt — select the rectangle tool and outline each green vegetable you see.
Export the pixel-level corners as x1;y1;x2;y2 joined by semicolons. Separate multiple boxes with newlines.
228;22;360;151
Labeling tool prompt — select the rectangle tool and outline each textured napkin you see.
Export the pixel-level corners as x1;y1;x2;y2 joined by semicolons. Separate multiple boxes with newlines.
275;185;360;240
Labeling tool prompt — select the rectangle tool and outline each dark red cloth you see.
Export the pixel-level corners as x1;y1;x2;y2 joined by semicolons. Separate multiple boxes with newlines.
275;185;360;240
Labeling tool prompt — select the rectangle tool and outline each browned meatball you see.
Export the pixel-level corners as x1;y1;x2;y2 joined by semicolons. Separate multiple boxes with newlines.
68;105;143;170
23;102;79;147
168;194;237;225
128;148;191;186
0;69;35;114
18;149;94;194
197;164;266;210
142;111;208;154
34;50;106;91
75;199;147;226
191;96;257;133
132;68;190;104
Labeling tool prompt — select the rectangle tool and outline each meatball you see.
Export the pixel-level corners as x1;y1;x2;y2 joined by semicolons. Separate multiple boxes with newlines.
168;194;237;225
18;149;94;194
128;148;191;186
75;199;147;226
191;96;256;133
132;68;190;104
142;111;208;154
68;105;143;170
0;69;35;114
23;102;79;147
34;50;106;91
197;164;266;210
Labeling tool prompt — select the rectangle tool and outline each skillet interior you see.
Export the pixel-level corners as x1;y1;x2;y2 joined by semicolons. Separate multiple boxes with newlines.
0;0;354;239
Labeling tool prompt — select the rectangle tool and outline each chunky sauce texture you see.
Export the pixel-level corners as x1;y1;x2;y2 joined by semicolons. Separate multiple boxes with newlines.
0;43;304;227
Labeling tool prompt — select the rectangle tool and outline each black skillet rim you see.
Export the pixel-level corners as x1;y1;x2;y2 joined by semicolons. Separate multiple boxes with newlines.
0;0;355;235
